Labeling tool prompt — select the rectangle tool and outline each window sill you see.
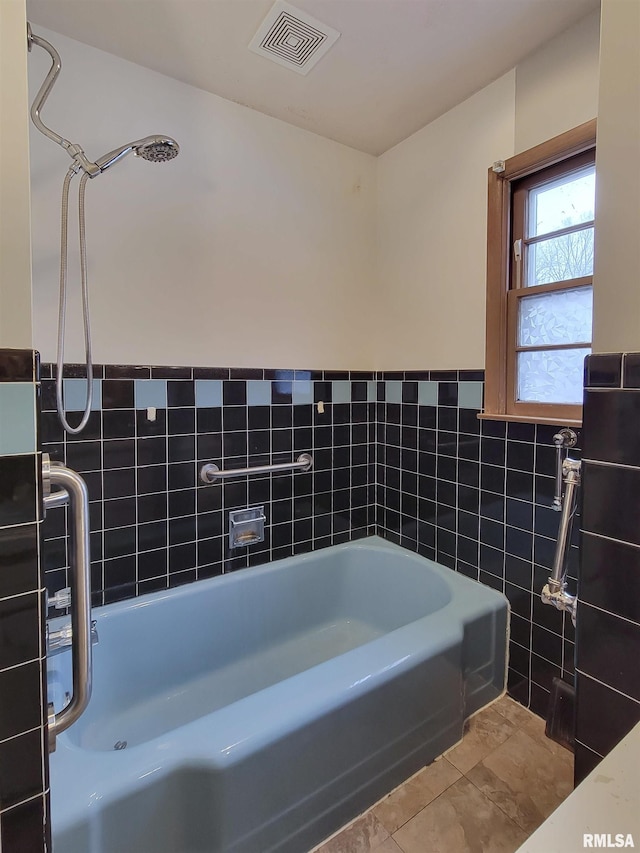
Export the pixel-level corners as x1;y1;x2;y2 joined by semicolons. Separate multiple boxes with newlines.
478;412;582;428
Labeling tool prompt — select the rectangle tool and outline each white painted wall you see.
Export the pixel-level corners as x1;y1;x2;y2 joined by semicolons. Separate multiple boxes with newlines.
29;29;377;369
1;0;33;348
376;72;516;370
515;9;600;153
376;11;600;370
592;0;640;354
29;12;601;372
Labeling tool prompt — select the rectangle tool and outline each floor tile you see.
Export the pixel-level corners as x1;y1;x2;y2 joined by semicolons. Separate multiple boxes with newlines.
375;839;404;853
466;728;573;834
392;777;528;853
521;711;573;760
373;758;461;834
491;695;534;729
316;812;389;853
445;707;517;774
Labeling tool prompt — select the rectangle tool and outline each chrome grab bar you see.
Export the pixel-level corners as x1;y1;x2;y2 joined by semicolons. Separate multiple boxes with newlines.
42;456;92;752
552;428;578;511
200;453;313;484
542;457;581;626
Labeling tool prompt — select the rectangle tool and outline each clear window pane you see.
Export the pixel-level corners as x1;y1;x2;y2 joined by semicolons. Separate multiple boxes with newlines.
517;348;590;404
518;286;592;347
528;166;595;238
526;227;594;286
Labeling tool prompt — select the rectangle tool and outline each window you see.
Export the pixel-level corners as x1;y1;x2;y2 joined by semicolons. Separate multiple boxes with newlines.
484;120;597;425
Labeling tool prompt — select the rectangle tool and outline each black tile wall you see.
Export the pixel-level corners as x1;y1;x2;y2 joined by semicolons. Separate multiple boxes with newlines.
41;366;375;609
373;371;579;719
575;353;640;784
0;350;48;853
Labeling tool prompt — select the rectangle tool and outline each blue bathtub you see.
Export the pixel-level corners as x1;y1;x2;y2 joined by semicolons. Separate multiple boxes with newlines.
48;536;508;853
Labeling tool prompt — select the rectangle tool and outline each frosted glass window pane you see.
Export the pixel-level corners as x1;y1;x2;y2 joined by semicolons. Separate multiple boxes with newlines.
529;167;595;238
527;227;594;286
517;349;590;404
518;286;592;347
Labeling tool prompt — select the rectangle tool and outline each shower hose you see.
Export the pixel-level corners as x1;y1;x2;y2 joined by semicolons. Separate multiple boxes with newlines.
55;166;94;434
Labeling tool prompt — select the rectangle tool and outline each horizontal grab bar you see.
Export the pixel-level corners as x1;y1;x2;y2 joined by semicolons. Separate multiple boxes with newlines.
200;453;313;484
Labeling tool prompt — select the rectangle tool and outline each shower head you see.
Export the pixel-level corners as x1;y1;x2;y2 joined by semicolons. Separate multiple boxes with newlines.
94;136;180;174
136;137;180;163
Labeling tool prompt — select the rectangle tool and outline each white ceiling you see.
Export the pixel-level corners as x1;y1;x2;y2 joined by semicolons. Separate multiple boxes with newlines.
26;0;599;155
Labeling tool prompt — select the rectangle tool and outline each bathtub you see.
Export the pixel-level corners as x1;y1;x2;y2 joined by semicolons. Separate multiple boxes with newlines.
48;536;508;853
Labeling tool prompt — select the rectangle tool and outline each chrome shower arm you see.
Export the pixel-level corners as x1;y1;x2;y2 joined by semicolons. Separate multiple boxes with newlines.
27;23;100;177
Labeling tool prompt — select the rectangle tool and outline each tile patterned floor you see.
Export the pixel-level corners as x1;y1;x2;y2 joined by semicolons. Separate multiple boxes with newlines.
312;696;574;853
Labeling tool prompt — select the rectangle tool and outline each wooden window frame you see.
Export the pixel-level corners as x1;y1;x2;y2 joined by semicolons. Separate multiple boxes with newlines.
483;119;597;427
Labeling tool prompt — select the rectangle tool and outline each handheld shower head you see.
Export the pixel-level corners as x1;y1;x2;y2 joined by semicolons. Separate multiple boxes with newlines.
136;137;180;163
94;136;179;174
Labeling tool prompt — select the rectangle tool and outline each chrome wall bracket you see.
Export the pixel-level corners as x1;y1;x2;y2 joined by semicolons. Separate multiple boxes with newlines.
542;457;581;627
541;582;577;626
552;428;578;511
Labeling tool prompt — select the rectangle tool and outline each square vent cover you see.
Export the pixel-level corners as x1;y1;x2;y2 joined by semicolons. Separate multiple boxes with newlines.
248;1;340;76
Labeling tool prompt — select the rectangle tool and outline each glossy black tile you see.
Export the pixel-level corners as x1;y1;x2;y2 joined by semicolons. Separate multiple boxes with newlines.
64;440;101;473
137;436;167;467
102;380;134;409
0;794;46;853
585;353;622;389
0;728;42;810
0;593;39;669
438;383;458;407
580;533;640;624
104;365;150;379
574;742;602;785
138;493;167;525
168;408;195;435
481;437;505;467
506;440;534;472
0;661;41;741
430;371;457;382
136;464;168;498
167;380;195;407
104;468;136;499
230;367;263;380
194;367;229;380
104;497;137;530
104;439;136;471
0;349;35;382
576;671;640;759
0;525;38;600
0;456;37;527
583;390;640;466
104;555;136;589
150;366;192;379
102;409;135;439
577;604;640;700
582;462;640;545
622;353;640;389
136;408;167;438
104;526;136;560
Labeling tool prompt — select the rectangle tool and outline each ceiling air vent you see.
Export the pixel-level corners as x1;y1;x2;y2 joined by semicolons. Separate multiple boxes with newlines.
248;1;340;75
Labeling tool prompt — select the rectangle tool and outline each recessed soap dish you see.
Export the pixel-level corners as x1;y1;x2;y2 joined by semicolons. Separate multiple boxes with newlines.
229;506;266;549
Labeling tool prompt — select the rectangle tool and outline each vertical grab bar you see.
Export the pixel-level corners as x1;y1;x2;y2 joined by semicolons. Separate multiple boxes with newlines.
45;460;92;752
542;457;580;626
